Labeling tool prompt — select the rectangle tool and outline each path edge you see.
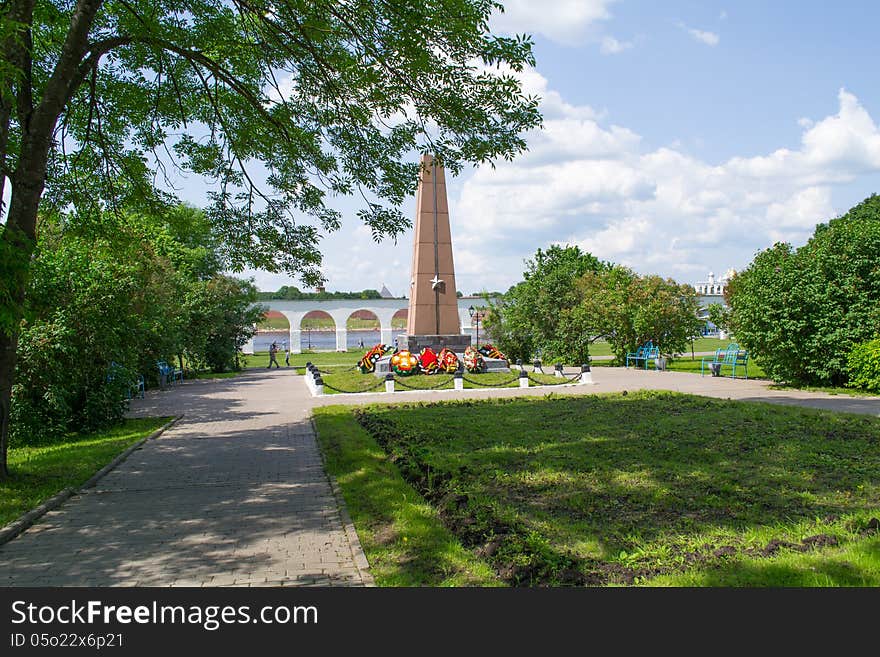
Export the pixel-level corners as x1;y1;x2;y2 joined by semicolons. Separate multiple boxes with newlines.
309;415;376;587
0;414;183;546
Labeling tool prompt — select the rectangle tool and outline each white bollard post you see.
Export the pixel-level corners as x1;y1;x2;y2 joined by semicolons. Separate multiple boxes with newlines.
519;369;529;388
554;363;564;378
314;375;324;396
579;364;593;385
385;373;395;393
454;372;464;390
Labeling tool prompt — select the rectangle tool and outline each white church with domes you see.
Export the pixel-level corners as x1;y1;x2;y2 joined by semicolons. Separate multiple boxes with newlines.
694;270;735;336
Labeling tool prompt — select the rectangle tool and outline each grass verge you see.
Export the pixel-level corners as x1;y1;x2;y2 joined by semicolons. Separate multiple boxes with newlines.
1;417;171;528
317;368;567;395
312;406;500;586
336;391;880;587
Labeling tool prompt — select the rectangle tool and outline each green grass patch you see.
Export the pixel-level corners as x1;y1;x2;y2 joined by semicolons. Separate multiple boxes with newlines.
241;351;356;370
589;355;769;379
342;392;880;586
586;337;732;359
769;383;880;398
1;417;171;527
312;406;500;586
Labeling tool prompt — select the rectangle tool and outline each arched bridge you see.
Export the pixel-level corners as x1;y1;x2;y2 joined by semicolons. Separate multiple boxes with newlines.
255;298;490;353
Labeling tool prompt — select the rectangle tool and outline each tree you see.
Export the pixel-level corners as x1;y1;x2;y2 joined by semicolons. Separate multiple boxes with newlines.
0;0;542;477
484;245;605;363
182;276;265;373
488;254;700;365
11;214;184;445
577;267;701;363
727;195;880;385
706;303;730;334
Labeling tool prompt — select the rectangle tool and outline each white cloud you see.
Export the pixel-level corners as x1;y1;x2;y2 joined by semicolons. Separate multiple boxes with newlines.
445;73;880;290
248;77;880;298
491;0;618;46
677;22;720;46
600;36;633;55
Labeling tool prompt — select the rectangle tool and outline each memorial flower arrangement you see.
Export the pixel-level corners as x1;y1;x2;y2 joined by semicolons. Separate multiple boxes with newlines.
463;345;485;373
357;343;392;373
437;348;459;373
478;343;507;362
391;350;420;376
418;347;439;374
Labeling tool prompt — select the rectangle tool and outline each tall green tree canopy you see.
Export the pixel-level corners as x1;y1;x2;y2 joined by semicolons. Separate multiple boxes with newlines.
727;194;880;386
485;245;604;363
487;247;701;365
0;0;542;477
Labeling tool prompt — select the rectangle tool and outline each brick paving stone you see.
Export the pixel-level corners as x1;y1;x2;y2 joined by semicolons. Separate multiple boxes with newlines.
0;370;370;587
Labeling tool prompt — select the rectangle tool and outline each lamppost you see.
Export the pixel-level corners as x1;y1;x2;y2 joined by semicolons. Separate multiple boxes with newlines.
307;328;312;350
468;305;484;347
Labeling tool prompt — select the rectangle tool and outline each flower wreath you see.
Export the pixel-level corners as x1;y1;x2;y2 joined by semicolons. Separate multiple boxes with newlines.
419;347;439;374
478;343;507;362
390;350;420;376
436;348;459;374
358;343;391;373
463;345;485;373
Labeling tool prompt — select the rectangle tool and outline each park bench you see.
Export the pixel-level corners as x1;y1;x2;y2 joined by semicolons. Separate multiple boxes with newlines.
625;341;661;370
108;361;145;399
701;343;749;379
157;360;183;386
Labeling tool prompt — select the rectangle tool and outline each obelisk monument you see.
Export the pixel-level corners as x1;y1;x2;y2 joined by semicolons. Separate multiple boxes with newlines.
406;154;471;354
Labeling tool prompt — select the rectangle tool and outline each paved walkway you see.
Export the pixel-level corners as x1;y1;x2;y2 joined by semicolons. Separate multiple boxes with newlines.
0;370;370;587
1;364;877;588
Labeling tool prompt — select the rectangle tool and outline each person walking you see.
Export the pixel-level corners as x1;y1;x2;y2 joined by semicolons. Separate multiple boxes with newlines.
268;342;280;368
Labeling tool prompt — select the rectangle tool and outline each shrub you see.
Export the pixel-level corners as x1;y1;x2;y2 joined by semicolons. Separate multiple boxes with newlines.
847;339;880;393
728;195;880;386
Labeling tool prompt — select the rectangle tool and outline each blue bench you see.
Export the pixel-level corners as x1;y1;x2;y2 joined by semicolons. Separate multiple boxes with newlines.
157;360;183;386
626;341;661;369
108;361;145;399
701;343;749;379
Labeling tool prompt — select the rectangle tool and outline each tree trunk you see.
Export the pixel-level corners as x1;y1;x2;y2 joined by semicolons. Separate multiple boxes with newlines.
0;331;19;479
0;151;50;480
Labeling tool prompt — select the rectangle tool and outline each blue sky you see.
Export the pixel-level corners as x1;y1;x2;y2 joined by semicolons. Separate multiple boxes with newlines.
241;2;880;294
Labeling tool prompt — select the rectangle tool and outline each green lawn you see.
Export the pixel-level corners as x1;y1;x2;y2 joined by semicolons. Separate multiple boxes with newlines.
587;337;732;358
241;350;357;370
317;392;880;587
1;417;171;527
314;407;500;586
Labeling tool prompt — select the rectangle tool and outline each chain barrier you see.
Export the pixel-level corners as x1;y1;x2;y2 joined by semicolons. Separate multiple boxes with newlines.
392;375;455;390
321;377;387;394
461;373;522;387
313;365;359;374
527;372;583;386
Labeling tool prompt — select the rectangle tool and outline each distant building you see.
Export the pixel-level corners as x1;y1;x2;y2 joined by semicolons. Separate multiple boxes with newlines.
694;270;734;337
694;270;730;297
380;284;394;299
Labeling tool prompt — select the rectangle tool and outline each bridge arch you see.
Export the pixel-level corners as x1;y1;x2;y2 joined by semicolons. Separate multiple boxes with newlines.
252;297;491;353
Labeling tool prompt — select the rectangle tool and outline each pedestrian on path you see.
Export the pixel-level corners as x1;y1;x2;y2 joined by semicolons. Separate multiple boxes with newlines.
268;342;280;368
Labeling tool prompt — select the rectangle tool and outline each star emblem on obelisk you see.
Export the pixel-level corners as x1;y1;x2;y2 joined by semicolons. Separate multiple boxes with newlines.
430;274;444;291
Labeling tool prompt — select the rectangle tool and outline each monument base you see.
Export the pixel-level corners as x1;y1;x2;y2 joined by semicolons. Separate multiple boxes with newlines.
406;334;472;354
